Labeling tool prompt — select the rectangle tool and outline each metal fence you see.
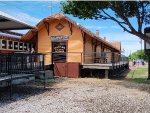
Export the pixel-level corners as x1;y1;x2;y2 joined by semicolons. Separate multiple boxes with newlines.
0;53;45;77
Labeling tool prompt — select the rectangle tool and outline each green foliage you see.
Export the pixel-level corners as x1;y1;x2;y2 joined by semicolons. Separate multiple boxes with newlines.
61;1;150;24
61;1;150;43
128;50;148;60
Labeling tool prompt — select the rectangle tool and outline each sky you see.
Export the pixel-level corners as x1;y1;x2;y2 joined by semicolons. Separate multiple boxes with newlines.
0;1;148;56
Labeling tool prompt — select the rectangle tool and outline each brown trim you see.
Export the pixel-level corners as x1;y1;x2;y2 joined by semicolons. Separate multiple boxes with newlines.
44;22;50;35
81;30;86;64
68;21;73;35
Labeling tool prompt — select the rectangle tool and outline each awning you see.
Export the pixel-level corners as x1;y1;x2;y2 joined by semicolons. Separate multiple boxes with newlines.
0;11;35;30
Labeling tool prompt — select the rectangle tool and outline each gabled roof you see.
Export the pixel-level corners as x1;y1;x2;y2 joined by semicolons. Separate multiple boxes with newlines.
0;11;35;30
22;13;120;51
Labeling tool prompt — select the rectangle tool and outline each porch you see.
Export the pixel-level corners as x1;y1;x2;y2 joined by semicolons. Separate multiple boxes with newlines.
0;53;46;98
44;52;129;78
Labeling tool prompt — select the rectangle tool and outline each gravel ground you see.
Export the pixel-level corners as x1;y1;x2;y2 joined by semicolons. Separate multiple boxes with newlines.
0;77;150;113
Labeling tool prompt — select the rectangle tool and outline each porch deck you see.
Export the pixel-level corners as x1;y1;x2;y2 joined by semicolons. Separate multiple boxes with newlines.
0;53;46;98
82;61;129;69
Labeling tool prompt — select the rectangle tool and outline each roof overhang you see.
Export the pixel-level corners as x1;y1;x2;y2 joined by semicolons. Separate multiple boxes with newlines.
0;11;35;30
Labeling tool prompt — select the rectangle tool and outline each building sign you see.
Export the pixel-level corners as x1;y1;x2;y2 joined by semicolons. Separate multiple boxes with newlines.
54;46;66;53
144;32;150;54
53;42;66;53
51;35;69;41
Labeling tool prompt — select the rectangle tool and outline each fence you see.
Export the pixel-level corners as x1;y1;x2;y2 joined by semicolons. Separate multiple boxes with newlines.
0;53;45;76
0;53;46;98
44;52;128;65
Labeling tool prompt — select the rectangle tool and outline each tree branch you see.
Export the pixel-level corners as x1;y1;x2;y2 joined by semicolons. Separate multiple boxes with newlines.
109;5;137;34
136;2;142;33
101;9;132;34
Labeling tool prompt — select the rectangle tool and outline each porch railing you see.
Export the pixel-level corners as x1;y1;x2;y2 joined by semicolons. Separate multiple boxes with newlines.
44;52;128;65
0;53;45;78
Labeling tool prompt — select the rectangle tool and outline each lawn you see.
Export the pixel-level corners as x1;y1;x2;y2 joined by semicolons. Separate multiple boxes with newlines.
128;67;150;84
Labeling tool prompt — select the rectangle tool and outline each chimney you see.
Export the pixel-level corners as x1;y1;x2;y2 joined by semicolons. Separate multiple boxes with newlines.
104;37;106;40
96;30;99;37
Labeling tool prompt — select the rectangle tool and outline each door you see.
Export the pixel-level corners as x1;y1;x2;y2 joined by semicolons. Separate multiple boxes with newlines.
52;42;67;63
52;41;67;77
54;63;66;77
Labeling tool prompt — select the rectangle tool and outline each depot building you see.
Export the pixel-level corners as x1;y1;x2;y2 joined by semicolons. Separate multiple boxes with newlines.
22;13;121;65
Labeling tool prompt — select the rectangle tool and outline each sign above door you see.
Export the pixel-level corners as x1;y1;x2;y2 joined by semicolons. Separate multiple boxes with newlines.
51;35;69;41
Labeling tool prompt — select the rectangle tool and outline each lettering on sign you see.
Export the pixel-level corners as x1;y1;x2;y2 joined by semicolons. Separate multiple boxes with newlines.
54;46;66;53
51;35;69;41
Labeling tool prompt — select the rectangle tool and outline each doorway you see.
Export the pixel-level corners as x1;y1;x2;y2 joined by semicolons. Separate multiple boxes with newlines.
52;41;67;77
52;42;67;63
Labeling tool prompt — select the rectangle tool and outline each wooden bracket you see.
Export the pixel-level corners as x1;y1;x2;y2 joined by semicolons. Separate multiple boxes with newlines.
44;22;49;35
81;30;86;42
68;22;73;35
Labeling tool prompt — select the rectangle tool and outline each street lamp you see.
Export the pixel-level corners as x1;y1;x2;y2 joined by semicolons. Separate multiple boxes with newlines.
144;27;150;80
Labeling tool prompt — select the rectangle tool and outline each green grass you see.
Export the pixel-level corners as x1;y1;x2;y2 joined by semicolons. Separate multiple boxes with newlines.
128;67;150;84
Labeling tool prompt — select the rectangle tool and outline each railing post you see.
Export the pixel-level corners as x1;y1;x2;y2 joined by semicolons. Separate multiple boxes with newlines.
112;52;115;75
43;54;46;88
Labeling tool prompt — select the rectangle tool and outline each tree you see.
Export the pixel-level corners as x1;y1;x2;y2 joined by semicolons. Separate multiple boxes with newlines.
128;50;148;61
61;1;150;43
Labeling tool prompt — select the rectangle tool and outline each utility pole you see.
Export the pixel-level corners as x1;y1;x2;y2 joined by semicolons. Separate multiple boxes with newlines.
48;1;52;16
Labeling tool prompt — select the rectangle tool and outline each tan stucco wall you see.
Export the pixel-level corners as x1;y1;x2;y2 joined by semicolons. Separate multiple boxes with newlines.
38;19;83;65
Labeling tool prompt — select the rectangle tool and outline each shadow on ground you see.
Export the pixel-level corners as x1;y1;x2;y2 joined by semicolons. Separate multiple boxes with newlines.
0;77;66;107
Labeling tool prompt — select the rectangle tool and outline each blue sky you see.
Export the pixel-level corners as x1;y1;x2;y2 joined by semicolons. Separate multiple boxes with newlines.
0;1;148;56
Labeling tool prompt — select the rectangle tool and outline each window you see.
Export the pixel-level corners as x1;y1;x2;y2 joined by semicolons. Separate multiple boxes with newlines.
14;42;18;50
2;40;7;49
8;41;13;49
24;43;28;50
19;43;23;50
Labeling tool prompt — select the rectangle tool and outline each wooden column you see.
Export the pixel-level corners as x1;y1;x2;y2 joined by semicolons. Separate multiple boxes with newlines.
81;31;86;64
105;69;108;79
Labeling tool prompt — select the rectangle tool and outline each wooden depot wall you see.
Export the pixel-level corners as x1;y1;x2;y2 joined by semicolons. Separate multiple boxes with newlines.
37;19;83;65
34;18;116;65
